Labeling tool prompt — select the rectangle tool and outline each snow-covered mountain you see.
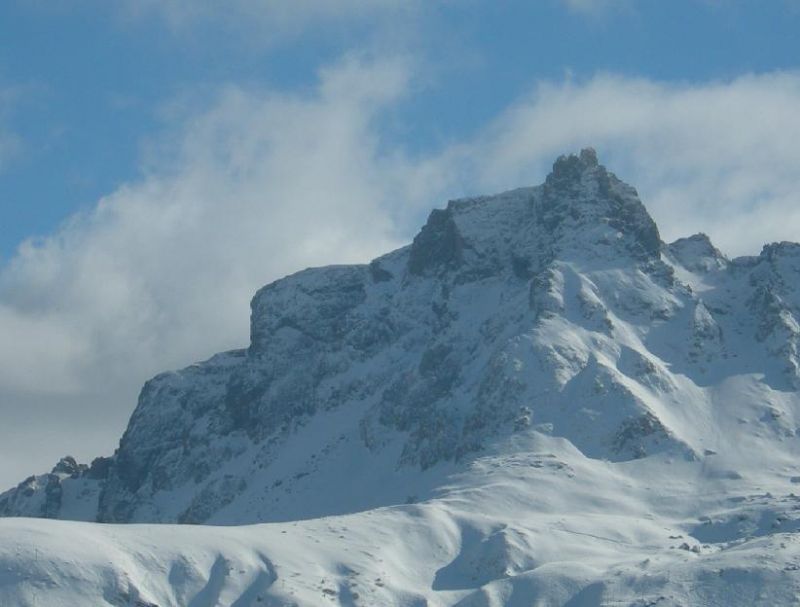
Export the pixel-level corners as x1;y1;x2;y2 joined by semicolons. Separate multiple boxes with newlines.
4;149;800;606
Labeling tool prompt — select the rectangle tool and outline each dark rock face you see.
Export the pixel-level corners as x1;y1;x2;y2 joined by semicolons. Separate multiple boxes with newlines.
408;208;464;276
51;456;82;477
542;148;661;261
251;265;369;351
545;148;599;190
42;475;63;518
369;259;393;282
87;456;113;480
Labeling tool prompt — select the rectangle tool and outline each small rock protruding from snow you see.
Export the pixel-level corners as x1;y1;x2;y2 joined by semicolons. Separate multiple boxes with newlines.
668;233;727;273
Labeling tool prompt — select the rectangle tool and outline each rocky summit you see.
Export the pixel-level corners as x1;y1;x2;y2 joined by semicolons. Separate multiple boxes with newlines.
4;150;800;606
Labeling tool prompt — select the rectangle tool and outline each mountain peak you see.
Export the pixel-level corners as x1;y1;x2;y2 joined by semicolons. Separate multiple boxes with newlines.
541;148;661;260
406;149;662;279
548;147;600;182
544;147;622;198
668;233;727;273
7;147;770;528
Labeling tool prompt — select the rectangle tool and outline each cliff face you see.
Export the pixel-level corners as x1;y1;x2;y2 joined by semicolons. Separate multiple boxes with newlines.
5;149;800;526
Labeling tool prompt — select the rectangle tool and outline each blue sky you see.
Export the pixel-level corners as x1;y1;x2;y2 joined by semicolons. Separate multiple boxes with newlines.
2;0;799;258
1;0;800;487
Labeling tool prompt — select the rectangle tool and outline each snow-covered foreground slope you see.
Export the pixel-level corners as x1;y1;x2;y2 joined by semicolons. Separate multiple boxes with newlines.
4;431;800;606
5;149;800;605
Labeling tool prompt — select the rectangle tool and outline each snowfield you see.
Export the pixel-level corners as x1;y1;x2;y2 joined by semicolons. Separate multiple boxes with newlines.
4;432;800;605
4;149;800;605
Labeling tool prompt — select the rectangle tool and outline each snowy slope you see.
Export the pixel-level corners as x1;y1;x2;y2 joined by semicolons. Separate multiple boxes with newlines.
4;149;800;605
4;431;800;605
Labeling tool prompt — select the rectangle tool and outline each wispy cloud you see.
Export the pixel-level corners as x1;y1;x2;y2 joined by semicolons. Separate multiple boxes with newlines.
0;55;448;485
464;71;800;256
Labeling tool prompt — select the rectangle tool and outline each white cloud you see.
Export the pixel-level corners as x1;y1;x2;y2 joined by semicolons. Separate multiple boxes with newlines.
0;54;448;487
3;63;800;488
464;71;800;256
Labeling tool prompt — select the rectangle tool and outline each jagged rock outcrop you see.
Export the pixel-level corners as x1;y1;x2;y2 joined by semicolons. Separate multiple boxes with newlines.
4;148;800;525
0;456;104;521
